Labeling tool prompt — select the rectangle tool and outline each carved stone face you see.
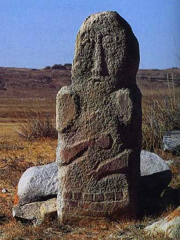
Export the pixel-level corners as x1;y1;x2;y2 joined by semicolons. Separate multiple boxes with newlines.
72;11;139;83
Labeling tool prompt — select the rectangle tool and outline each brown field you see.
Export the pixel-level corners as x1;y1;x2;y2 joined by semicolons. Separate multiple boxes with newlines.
0;66;180;239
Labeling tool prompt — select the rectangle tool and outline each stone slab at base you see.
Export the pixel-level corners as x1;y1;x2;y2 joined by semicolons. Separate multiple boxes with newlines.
145;206;180;239
13;198;57;225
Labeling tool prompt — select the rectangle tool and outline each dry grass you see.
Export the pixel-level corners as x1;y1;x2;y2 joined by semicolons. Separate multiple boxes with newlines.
0;118;175;239
0;138;57;239
0;71;180;239
0;128;176;238
141;82;180;154
15;110;57;141
0;98;56;142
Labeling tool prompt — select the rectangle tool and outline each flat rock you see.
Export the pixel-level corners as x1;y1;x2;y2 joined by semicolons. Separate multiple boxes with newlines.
163;130;180;153
140;150;172;195
13;198;57;225
145;206;180;238
140;150;172;214
16;162;58;205
140;150;170;176
13;201;43;223
40;197;57;219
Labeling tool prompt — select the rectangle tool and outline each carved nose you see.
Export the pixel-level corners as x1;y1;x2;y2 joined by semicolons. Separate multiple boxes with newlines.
92;35;109;77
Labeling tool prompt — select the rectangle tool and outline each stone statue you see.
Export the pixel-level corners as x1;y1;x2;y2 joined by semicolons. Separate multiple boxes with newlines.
56;11;142;223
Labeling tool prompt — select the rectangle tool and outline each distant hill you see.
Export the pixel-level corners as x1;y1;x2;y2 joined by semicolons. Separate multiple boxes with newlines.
0;65;71;99
137;68;180;86
0;64;180;100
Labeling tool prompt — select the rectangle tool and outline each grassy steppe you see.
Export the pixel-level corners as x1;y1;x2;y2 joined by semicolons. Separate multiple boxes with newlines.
0;67;180;239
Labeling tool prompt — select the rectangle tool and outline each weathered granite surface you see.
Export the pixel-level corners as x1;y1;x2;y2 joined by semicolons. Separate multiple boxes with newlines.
140;150;170;176
145;206;180;239
163;130;180;153
16;162;58;206
56;11;142;223
13;198;57;225
140;150;172;195
140;151;172;215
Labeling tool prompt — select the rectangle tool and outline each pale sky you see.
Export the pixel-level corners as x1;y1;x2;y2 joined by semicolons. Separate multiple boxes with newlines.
0;0;179;69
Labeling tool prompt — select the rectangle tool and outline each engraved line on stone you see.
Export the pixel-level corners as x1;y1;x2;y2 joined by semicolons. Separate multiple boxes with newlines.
90;150;131;181
60;139;95;166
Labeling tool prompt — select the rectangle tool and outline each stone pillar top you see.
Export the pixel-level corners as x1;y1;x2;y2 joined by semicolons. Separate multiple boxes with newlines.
72;11;139;87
